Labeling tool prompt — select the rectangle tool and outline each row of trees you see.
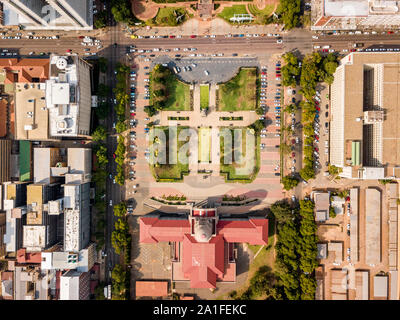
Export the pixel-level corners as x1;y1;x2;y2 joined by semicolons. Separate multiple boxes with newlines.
281;52;301;87
111;264;130;300
113;63;129;134
91;122;109;254
114;135;126;186
146;64;170;116
298;53;338;181
111;199;131;265
271;199;318;300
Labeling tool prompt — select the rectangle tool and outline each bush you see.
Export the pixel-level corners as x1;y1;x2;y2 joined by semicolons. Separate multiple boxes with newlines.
282;176;299;191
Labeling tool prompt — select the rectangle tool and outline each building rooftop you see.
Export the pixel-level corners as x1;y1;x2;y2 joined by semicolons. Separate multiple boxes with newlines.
23;225;46;252
0;58;49;84
140;209;268;289
14;82;48;140
314;192;330;221
135;281;168;297
331;52;400;178
374;275;388;298
47;55;91;137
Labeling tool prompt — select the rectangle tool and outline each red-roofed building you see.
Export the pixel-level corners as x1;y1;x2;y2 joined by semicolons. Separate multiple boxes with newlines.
139;208;268;289
16;248;42;264
135;281;169;298
0;58;49;84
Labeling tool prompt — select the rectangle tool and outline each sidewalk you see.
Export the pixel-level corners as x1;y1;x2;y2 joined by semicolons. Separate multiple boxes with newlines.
132;17;284;36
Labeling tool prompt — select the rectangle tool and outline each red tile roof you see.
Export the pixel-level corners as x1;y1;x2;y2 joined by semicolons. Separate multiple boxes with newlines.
139;212;268;289
140;217;190;243
135;281;168;297
217;219;268;245
182;234;225;288
16;248;42;264
0;58;49;84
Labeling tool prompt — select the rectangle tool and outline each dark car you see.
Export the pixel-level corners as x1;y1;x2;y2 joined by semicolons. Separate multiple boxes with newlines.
113;43;117;48
325;112;329;117
274;173;281;176
347;230;350;236
291;97;296;103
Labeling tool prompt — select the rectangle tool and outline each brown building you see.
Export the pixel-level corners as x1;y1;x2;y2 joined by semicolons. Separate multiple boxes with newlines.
0;139;11;184
330;52;400;179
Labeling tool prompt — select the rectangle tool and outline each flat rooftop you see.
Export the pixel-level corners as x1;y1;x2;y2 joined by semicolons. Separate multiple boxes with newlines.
331;52;400;175
14;83;48;140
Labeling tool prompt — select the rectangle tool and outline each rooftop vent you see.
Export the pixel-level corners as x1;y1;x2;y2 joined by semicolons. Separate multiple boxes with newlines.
56;57;68;70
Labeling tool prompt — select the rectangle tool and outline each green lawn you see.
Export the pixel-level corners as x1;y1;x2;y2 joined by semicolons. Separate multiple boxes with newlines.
217;5;249;22
217;68;257;111
198;127;211;163
200;84;209;109
151;65;191;111
150;126;189;181
220;127;260;182
247;4;275;24
153;7;188;26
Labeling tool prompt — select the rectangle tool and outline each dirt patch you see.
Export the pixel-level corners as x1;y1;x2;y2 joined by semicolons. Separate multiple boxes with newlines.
132;0;159;20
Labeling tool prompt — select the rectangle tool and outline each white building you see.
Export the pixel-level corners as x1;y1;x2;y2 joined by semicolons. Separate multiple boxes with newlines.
47;55;92;137
0;0;93;30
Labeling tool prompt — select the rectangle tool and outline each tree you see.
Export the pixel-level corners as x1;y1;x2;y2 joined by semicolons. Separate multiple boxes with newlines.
114;202;127;217
328;164;342;176
324;61;338;75
270;200;293;224
94;11;107;29
95;145;108;169
144;105;157;117
96;102;110;119
249;120;265;133
282;176;299;191
92;125;107;142
329;206;336;218
97;83;110;97
280;143;291;156
299;165;315;181
115;121;127;134
284;104;298;114
277;0;301;30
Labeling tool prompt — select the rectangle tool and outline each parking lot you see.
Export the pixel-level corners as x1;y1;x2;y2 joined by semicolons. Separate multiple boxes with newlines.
152;55;259;84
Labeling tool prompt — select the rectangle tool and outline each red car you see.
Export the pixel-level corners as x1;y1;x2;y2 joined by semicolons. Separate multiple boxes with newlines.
315;135;319;141
315;100;319;105
190;35;196;38
276;67;281;71
78;36;84;39
291;152;296;158
388;31;394;34
169;35;175;38
350;49;356;52
314;147;319;152
316;106;320;111
323;49;328;52
291;139;296;145
113;153;116;159
66;49;72;53
130;113;136;117
261;72;267;75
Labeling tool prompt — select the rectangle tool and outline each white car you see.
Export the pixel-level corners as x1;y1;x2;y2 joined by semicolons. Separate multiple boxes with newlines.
109;200;113;207
277;39;283;44
173;48;180;51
